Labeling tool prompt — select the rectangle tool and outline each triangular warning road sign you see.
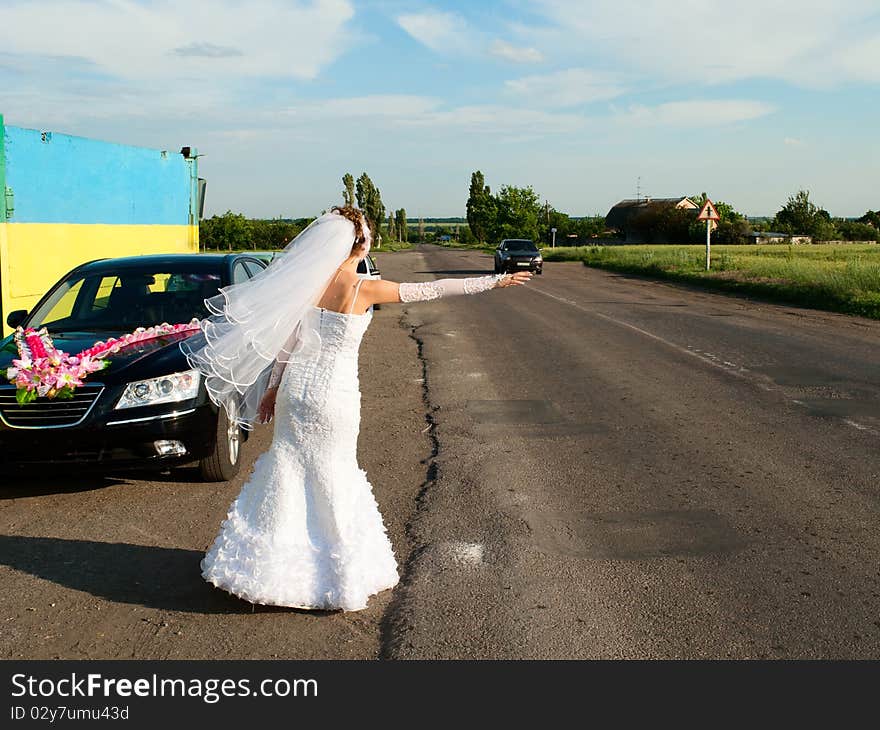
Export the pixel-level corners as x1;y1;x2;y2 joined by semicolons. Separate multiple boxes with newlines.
697;199;721;222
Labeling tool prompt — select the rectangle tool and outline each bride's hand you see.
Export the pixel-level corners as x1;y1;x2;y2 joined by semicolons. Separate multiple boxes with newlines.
257;387;278;424
496;271;532;288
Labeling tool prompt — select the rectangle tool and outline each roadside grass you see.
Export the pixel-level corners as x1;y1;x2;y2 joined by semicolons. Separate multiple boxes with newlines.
431;239;495;254
546;243;880;319
373;241;415;252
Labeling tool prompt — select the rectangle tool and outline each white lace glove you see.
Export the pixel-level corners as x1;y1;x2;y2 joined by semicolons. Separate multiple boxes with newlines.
398;274;507;302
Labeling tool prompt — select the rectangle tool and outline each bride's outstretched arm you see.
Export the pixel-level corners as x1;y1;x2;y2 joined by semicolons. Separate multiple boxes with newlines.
363;270;531;305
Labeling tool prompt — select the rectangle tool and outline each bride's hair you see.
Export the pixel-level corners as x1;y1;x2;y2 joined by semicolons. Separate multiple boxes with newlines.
331;206;370;253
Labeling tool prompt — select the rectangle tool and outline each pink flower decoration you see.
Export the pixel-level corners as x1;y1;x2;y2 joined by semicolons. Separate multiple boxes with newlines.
5;319;201;401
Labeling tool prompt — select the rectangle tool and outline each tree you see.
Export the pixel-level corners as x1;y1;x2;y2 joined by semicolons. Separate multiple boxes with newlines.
573;216;606;240
387;211;396;242
342;173;355;207
857;210;880;229
688;193;745;222
395;208;408;242
466;171;497;243
355;172;386;242
835;219;880;242
418;217;425;243
494;184;542;242
685;194;750;244
773;189;837;239
537;207;573;246
200;210;252;251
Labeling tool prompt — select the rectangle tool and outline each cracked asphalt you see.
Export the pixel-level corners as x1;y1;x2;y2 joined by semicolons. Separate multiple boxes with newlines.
2;243;879;659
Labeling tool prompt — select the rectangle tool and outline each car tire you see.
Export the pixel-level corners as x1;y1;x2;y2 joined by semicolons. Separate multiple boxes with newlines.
536;268;543;275
199;400;242;482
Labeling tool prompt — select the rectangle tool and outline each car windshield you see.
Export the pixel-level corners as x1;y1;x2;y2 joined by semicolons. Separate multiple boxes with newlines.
504;240;537;251
27;266;223;332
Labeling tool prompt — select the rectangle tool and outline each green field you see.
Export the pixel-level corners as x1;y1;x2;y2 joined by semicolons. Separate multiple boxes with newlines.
542;243;880;319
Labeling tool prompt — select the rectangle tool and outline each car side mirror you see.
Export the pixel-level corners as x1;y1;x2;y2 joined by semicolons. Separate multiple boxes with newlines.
6;310;28;329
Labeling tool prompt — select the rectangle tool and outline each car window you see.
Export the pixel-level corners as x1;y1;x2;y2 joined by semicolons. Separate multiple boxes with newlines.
27;267;222;331
356;259;367;274
232;261;249;284
243;260;266;278
38;278;85;325
505;240;537;251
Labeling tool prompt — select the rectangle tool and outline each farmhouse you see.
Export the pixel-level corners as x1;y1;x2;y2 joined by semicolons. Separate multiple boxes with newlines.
605;197;699;243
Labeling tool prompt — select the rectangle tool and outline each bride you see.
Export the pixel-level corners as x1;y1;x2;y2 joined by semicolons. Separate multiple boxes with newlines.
182;206;532;611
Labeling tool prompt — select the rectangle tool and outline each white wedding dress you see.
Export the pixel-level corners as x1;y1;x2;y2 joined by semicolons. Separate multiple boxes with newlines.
201;282;397;610
200;273;505;611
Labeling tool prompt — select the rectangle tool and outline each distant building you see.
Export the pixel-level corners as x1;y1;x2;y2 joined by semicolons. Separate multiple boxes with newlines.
605;197;699;243
748;232;813;244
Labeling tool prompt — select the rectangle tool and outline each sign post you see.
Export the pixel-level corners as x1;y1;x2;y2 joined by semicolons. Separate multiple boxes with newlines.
551;227;557;248
696;199;721;271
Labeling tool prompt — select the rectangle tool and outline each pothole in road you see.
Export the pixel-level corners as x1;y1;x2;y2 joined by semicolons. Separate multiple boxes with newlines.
466;399;563;424
526;509;747;560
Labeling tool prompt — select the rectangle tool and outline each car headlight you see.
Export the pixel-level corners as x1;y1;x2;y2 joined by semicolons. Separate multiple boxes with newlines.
534;255;542;261
115;370;201;410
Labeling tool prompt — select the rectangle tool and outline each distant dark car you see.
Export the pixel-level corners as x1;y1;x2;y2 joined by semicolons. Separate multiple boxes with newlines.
0;253;269;482
494;239;543;274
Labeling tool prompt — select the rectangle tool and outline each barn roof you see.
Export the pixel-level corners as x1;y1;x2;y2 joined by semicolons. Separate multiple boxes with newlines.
605;197;696;230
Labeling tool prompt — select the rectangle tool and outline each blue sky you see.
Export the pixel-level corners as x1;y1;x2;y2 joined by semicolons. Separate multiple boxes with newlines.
1;0;878;219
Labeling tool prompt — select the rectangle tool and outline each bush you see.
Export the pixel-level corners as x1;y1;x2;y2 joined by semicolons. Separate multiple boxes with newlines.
836;220;880;242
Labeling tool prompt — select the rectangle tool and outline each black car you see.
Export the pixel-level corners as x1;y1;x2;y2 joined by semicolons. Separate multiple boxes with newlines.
494;239;543;274
0;253;269;481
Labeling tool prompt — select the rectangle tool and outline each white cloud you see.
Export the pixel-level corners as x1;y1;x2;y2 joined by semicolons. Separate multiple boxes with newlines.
837;35;880;82
283;94;586;136
284;95;441;119
783;137;805;146
399;104;586;135
396;10;471;54
528;0;880;87
0;0;355;84
505;68;625;107
618;100;776;127
490;40;544;64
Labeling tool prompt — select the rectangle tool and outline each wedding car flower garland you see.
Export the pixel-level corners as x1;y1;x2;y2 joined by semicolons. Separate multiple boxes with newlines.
4;321;201;404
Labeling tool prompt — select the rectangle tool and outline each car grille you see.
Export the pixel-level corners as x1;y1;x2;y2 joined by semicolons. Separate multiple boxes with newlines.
0;384;104;429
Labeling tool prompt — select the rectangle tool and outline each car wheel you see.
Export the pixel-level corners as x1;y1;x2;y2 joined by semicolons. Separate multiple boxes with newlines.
199;400;242;482
536;267;543;275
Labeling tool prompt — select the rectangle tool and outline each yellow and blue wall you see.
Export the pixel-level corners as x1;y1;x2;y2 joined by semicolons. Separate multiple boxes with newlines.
1;114;200;335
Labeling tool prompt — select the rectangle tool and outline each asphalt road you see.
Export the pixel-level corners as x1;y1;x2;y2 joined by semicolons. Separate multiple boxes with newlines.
382;244;880;659
2;244;879;659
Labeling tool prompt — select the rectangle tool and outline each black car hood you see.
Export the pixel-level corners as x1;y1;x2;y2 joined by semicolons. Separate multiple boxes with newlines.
0;329;204;384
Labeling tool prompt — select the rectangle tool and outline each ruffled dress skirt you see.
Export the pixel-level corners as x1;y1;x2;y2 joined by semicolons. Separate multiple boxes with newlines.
200;307;400;611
